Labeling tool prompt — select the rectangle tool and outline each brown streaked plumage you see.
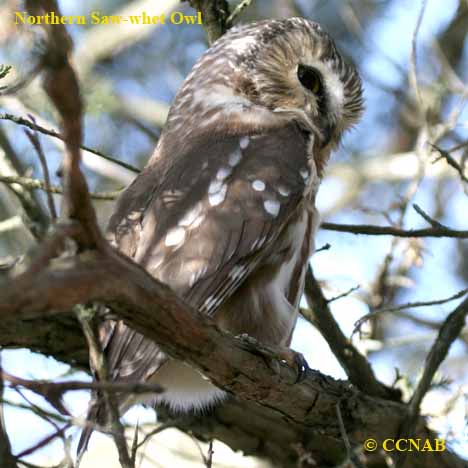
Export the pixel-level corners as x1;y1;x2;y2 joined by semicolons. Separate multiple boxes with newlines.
78;17;363;459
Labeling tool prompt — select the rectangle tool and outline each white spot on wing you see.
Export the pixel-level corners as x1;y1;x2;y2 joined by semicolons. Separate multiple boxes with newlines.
264;200;280;217
252;180;265;191
300;168;309;181
178;203;202;227
209;184;227;206
239;136;250;149
278;186;290;197
208;179;223;195
165;226;186;247
228;149;242;167
216;167;231;180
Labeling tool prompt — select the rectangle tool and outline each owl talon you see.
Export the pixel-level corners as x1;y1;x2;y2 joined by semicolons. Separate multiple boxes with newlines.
278;349;310;383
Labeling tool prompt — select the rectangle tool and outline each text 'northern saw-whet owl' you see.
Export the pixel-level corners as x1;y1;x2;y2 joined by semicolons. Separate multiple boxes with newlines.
78;16;364;458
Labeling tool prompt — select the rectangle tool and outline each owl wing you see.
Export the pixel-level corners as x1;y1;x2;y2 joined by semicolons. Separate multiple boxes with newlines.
103;123;314;383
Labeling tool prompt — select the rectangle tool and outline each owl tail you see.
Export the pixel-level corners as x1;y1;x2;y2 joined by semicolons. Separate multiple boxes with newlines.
76;395;101;466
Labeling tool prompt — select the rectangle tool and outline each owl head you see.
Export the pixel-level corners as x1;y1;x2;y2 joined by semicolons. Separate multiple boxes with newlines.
165;18;363;162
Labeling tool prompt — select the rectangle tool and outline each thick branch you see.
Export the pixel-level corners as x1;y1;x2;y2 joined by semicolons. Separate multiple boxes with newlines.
0;247;465;467
188;0;230;44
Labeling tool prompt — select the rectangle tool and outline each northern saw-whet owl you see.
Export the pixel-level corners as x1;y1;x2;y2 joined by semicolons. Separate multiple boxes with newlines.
78;17;363;456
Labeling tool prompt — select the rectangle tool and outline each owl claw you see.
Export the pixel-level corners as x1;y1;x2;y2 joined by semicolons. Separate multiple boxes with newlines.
235;335;309;382
278;349;310;383
293;352;310;383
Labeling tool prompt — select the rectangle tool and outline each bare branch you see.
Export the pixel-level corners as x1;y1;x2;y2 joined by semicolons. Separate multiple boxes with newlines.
412;203;444;228
15;424;70;460
0;174;120;200
321;221;468;238
2;371;163;401
76;308;133;468
409;0;428;113
326;285;360;305
431;143;468;186
336;403;365;468
187;0;230;44
353;287;468;335
24;117;57;220
226;0;254;26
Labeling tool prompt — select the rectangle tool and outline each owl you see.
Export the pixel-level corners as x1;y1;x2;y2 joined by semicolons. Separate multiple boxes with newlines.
78;17;363;456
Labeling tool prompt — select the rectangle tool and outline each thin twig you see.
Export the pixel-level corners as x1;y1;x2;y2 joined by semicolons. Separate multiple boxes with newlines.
135;422;175;450
15;423;72;459
226;0;254;26
336;403;365;468
1;398;68;424
353;287;468;335
409;0;428;112
0;175;120;200
130;421;139;467
24;115;57;220
327;285;360;305
0;113;140;174
76;308;133;468
412;203;444;228
430;143;468;185
447;140;468;153
315;243;331;253
206;440;214;468
2;372;163;399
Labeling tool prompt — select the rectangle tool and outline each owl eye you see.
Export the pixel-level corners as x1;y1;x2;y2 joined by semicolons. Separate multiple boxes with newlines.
297;64;322;95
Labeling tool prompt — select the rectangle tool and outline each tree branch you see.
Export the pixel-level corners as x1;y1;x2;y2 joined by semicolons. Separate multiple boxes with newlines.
321;221;468;238
1;246;464;467
0;174;120;200
187;0;230;44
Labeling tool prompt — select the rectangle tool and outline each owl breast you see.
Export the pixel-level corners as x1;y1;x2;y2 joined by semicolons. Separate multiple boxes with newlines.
215;200;318;345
